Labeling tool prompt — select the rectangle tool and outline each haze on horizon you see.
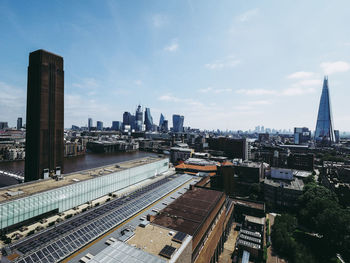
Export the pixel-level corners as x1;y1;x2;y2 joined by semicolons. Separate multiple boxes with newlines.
0;0;350;131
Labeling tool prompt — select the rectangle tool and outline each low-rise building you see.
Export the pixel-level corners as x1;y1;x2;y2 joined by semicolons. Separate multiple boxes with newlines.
170;147;194;164
264;177;304;208
151;186;234;263
175;158;218;176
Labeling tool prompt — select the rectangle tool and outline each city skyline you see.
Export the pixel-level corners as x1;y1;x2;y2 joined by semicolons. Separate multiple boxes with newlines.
1;1;350;131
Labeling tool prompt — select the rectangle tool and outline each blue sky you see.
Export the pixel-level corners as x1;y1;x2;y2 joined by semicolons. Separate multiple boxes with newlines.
1;0;350;131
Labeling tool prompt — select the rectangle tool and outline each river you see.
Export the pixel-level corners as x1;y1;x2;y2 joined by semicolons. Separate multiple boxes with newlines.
0;151;159;187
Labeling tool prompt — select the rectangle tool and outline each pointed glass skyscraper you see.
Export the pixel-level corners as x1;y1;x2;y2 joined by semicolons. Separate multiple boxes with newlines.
315;76;335;144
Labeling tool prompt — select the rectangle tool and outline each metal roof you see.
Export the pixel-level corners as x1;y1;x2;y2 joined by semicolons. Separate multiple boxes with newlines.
88;240;166;263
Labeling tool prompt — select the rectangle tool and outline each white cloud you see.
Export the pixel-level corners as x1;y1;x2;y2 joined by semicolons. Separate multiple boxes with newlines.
72;78;99;90
158;94;203;107
237;83;318;97
287;71;315;79
0;82;26;125
247;100;271;105
320;61;350;75
65;93;116;127
236;89;276;95
158;94;180;102
205;56;240;70
199;87;232;94
164;39;179;52
152;14;168;28
72;78;100;96
237;8;259;22
281;87;316;96
291;79;322;87
134;80;143;86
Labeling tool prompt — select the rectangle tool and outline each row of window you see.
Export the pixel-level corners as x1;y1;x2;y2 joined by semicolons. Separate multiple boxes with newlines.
0;159;168;229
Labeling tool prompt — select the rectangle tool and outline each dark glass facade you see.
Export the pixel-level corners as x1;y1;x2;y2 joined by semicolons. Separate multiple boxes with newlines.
135;105;143;131
172;114;184;133
88;118;93;131
144;108;153;131
315;76;335;144
96;121;103;130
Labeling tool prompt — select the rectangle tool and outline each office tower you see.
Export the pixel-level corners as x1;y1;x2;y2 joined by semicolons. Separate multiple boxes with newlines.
159;113;165;127
17;117;23;130
334;130;340;143
0;122;8;130
111;121;122;131
144;108;153;131
130;115;136;130
315;76;335;144
88;118;93;131
294;127;311;144
123;112;131;127
25;49;64;182
161;120;168;132
172;114;184;133
96;121;103;131
135;105;143;131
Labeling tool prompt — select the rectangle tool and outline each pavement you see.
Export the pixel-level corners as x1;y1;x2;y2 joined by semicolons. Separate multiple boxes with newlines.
218;223;238;263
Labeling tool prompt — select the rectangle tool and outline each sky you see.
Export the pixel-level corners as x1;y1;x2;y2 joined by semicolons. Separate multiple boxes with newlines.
1;0;350;131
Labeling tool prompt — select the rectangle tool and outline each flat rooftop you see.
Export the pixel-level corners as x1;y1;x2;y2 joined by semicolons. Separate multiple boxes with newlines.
127;224;189;260
80;239;166;263
264;177;304;191
152;187;224;236
0;156;165;203
231;198;265;210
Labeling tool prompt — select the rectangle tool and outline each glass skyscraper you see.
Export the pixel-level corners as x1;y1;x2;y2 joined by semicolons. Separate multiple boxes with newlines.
88;118;93;131
135;105;143;131
315;76;335;144
159;113;168;132
96;121;103;131
159;113;165;127
144;108;153;131
172;114;184;133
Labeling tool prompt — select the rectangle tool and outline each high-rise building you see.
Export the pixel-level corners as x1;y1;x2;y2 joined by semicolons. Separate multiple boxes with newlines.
111;121;122;131
334;130;340;143
144;108;153;131
294;127;311;144
135;105;143;131
17;117;22;130
123;112;131;127
159;113;165;127
315;76;335;144
88;118;93;131
25;50;64;182
96;121;103;131
159;113;168;132
0;122;8;130
172;114;184;133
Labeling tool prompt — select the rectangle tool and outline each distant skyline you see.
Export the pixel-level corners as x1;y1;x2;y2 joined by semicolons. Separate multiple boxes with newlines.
1;1;350;131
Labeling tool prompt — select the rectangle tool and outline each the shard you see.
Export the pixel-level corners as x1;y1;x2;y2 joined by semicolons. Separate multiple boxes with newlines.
315;76;335;144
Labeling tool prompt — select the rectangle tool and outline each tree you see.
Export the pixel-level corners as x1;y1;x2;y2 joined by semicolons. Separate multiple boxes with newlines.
271;214;317;263
271;214;297;259
298;183;339;230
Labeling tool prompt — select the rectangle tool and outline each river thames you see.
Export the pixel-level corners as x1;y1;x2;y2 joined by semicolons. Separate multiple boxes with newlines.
0;151;158;187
